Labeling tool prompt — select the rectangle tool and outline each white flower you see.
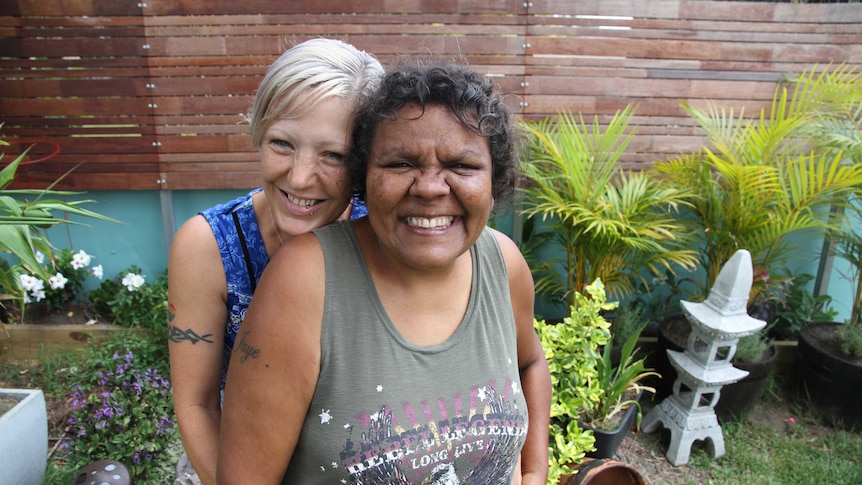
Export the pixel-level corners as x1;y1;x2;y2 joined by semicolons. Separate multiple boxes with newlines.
34;251;45;265
92;264;104;279
30;289;46;302
19;274;42;291
70;250;92;269
121;273;146;292
49;272;68;290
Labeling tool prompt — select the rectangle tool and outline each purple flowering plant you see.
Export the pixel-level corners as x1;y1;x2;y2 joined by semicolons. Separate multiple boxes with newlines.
62;350;178;481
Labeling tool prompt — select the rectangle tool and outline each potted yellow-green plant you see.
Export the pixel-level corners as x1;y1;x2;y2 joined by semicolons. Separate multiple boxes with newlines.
794;62;862;430
579;320;658;459
650;64;862;302
535;279;652;483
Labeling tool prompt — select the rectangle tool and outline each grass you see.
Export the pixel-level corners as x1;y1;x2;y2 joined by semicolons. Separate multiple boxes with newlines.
684;421;862;484
680;379;862;485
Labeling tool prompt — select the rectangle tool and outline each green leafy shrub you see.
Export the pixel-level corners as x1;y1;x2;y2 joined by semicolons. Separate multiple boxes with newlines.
88;265;168;331
839;324;862;359
770;273;838;340
611;302;648;348
534;279;614;483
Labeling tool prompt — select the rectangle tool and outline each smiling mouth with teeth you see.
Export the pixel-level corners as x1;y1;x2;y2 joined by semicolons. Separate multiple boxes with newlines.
406;216;454;229
287;193;320;208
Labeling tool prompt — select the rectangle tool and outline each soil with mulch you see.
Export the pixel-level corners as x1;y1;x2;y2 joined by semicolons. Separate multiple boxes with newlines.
0;394;20;415
803;323;862;366
3;304;98;326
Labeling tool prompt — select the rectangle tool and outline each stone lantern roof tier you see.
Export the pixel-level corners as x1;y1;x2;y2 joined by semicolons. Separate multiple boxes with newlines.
680;248;766;338
681;301;765;338
668;350;750;386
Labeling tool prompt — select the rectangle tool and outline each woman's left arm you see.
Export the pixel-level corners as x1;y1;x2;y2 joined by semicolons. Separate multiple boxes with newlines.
494;230;551;485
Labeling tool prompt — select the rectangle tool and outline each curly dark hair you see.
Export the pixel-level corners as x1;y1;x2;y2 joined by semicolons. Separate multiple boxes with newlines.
349;60;520;204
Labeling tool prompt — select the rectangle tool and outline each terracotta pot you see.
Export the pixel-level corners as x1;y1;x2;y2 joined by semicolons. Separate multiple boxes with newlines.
561;458;647;485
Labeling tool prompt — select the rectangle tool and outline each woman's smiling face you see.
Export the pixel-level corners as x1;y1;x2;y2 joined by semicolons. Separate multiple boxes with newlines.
365;103;494;271
261;96;355;238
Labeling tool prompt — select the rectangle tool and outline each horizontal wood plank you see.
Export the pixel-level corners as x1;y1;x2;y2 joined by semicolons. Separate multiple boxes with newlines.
1;0;860;190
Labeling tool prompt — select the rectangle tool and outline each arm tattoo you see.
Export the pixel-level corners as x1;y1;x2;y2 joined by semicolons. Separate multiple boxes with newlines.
169;324;215;344
237;330;261;363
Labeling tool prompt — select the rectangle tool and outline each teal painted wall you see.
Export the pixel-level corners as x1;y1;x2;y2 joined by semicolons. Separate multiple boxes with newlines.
43;190;247;290
34;190;856;324
42;189;518;291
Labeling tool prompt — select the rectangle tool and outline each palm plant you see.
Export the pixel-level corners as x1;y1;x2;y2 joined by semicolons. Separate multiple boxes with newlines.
651;65;862;300
519;105;697;308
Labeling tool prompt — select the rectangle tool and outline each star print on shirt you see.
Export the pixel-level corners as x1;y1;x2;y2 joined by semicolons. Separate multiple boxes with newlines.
478;386;487;401
512;381;520;394
319;409;332;424
376;384;383;392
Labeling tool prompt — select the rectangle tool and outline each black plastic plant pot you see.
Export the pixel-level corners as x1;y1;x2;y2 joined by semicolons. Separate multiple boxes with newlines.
582;398;639;460
797;321;862;430
716;343;777;423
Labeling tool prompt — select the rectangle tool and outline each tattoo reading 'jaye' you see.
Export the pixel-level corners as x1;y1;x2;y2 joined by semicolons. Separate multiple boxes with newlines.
169;325;214;344
237;331;260;363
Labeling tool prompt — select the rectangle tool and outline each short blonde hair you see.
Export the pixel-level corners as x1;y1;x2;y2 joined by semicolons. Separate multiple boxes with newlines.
248;38;383;149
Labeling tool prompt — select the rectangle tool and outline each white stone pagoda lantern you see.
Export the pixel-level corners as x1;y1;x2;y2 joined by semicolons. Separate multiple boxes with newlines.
641;249;766;466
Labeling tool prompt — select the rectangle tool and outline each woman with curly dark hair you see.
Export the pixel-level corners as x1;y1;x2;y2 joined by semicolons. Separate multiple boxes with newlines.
219;60;550;485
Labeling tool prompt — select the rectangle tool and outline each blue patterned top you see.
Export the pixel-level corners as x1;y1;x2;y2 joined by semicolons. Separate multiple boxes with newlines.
200;189;367;397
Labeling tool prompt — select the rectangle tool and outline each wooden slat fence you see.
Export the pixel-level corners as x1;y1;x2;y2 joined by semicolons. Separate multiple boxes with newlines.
0;0;859;190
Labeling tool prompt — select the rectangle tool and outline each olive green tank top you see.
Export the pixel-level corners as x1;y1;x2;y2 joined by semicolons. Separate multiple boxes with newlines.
281;221;528;484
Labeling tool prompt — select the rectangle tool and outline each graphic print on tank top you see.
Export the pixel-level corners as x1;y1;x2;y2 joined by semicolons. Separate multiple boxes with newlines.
318;379;526;484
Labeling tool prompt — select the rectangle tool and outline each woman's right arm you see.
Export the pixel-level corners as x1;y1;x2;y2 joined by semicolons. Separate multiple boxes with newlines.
168;215;229;485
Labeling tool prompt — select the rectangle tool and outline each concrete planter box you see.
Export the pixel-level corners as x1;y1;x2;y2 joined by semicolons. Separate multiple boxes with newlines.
0;389;48;485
